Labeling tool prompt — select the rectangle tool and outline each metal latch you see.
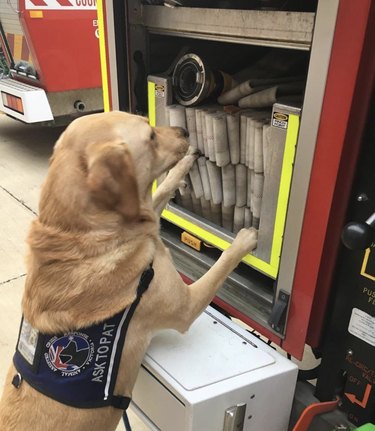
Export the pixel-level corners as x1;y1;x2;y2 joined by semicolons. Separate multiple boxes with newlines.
223;403;246;431
268;289;290;334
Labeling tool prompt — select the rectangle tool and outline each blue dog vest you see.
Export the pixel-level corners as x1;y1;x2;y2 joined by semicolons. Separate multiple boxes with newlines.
13;266;154;410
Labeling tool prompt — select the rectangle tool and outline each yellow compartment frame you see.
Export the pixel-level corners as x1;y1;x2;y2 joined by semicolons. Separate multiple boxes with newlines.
149;82;299;279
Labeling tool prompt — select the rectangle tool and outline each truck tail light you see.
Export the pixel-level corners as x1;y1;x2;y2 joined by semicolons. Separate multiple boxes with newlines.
1;91;24;114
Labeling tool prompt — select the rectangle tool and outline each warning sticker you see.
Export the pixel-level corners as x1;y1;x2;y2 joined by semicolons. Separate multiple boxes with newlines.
348;308;375;346
25;0;97;10
272;112;289;129
155;84;165;98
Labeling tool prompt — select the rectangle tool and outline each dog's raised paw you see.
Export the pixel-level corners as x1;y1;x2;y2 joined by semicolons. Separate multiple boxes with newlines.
187;146;202;159
232;228;258;255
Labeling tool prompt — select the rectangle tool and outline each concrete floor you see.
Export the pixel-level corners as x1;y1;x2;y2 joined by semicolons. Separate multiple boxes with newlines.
0;114;149;431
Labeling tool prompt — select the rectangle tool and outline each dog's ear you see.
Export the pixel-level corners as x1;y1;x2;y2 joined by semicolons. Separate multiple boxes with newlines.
86;141;140;222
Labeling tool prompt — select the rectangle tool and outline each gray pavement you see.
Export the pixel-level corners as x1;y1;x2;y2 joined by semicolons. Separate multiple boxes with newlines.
0;115;60;389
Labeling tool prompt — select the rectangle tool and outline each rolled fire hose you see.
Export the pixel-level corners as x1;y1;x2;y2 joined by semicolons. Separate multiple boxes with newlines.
226;113;240;165
202;111;209;156
197;156;212;201
210;202;222;226
200;197;211;220
213;114;230;167
240;113;250;165
179;191;193;212
167;103;271;234
206;160;223;205
218;79;265;105
244;207;252;229
222;204;234;232
218;76;304;105
195;109;205;153
191;192;202;216
235;164;247;208
188;161;204;199
247;169;253;208
205;112;216;162
233;206;245;233
222;164;236;207
185;107;198;149
246;117;254;169
238;81;305;109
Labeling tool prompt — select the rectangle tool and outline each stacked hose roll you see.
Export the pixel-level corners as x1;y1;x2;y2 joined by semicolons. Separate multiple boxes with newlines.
167;104;271;234
218;76;305;108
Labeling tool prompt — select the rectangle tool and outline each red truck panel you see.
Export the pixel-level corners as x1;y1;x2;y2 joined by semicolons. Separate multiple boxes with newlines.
19;0;101;92
283;0;373;357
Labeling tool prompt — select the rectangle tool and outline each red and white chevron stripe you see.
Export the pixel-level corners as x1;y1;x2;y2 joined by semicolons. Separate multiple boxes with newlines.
25;0;97;9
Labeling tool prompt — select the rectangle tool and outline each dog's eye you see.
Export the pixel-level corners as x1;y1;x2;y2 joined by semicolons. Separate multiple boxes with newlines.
150;131;156;140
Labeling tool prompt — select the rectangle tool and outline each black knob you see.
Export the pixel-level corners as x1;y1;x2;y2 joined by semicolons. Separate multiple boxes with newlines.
342;211;375;250
342;221;374;250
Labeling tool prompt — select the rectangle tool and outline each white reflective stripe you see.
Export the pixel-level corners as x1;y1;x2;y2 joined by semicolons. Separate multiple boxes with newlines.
25;0;97;10
103;308;130;400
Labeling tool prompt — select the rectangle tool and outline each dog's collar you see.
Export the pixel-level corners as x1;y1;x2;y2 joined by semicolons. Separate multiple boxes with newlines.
13;264;154;411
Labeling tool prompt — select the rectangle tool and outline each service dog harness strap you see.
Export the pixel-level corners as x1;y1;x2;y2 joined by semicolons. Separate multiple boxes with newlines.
13;265;154;410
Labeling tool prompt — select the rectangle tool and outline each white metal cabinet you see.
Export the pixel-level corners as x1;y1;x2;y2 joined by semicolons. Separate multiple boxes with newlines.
131;307;298;431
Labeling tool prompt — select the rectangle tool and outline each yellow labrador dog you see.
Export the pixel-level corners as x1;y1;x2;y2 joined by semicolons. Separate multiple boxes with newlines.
0;111;257;431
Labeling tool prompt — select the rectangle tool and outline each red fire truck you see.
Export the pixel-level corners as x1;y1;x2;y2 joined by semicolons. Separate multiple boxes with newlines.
98;1;375;429
0;0;102;124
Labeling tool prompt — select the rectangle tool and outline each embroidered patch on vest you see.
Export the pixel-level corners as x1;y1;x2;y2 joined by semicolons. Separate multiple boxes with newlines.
45;332;95;377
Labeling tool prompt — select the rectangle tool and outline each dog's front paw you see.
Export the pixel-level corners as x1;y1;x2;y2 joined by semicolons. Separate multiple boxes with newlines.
232;228;258;256
169;150;198;181
187;146;202;159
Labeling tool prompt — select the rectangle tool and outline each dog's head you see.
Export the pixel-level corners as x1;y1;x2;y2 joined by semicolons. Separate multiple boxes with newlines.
39;111;189;228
